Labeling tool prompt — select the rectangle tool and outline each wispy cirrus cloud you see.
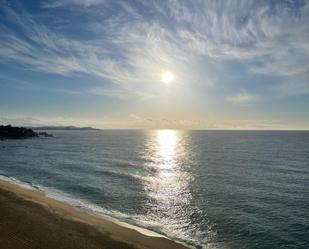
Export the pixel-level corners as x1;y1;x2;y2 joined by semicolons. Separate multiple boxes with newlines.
0;0;308;101
42;0;106;8
0;1;187;98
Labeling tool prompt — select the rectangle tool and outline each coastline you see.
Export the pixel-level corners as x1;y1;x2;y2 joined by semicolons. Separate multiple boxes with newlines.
0;178;191;249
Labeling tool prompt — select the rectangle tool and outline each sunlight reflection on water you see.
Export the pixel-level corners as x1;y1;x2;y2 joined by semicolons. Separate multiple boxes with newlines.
157;129;177;167
140;130;204;245
145;130;190;198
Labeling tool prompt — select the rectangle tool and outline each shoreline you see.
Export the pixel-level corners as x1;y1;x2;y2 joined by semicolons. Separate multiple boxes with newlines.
0;178;191;249
0;174;164;239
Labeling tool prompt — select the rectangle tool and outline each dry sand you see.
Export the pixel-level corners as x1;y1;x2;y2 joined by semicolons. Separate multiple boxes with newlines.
0;179;191;249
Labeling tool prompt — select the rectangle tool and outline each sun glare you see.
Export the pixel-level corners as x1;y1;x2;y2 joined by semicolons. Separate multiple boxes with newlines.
161;71;174;84
157;130;177;163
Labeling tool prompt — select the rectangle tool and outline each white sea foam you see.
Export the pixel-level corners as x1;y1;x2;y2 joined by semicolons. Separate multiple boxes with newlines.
0;174;37;190
0;173;203;248
40;186;205;248
0;174;169;238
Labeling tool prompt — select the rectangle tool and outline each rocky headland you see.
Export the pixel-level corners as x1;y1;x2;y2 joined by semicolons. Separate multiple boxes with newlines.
0;125;52;139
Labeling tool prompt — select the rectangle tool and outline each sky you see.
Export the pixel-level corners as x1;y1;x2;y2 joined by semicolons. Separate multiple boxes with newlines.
0;0;309;129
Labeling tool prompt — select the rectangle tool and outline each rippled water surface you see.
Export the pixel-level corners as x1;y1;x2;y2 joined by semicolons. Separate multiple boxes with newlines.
0;130;308;248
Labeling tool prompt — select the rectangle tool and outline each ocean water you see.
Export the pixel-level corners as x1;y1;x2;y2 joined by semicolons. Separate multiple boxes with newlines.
0;130;308;249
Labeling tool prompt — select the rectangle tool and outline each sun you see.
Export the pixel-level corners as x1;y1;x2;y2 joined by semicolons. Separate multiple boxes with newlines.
161;71;174;84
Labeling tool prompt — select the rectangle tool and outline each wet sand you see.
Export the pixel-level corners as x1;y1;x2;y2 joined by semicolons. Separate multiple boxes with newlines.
0;179;190;249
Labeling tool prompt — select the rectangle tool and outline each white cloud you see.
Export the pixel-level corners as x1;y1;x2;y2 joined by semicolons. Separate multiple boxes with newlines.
225;90;259;104
129;113;142;120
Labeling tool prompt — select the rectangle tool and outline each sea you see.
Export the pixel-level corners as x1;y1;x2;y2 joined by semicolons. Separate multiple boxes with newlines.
0;130;308;249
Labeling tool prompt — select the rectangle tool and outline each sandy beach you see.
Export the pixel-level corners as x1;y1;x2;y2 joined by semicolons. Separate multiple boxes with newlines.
0;179;190;249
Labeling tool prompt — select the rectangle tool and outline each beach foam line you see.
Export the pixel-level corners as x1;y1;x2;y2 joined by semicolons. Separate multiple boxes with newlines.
0;174;160;236
0;174;163;238
0;175;193;249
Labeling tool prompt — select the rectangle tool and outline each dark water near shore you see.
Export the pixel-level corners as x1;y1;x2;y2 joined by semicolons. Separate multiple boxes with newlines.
0;130;308;248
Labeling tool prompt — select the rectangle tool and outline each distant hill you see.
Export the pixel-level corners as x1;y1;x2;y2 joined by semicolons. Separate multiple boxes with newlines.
29;126;100;131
